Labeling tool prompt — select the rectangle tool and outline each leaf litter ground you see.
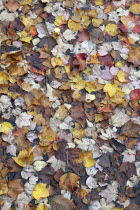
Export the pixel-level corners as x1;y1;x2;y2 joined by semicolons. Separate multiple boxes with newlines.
0;0;140;209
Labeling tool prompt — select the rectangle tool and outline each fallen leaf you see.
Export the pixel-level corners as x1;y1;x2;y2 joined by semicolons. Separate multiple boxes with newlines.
129;3;140;15
76;151;96;168
68;19;82;31
4;0;20;12
92;18;103;27
0;179;8;195
32;183;50;201
8;179;24;199
13;149;34;167
36;204;49;210
0;122;13;135
103;83;121;97
130;89;140;100
117;70;128;83
121;120;140;137
105;24;118;36
59;173;79;192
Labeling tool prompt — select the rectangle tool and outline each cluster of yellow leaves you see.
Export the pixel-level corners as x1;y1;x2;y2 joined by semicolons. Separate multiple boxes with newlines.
0;122;13;135
59;173;79;192
0;71;9;84
32;183;50;201
54;16;67;26
104;83;126;104
13;148;34;167
92;18;103;27
76;151;96;168
51;57;64;67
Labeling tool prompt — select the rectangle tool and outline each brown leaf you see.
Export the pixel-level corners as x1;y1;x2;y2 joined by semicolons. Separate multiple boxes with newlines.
8;179;24;199
4;0;20;12
51;195;76;210
59;173;79;192
121;120;140;137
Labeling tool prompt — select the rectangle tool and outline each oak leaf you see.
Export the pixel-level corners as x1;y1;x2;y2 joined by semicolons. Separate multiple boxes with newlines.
59;173;79;192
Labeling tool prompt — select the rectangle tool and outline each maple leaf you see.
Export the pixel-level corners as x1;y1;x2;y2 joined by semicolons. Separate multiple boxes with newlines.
32;183;50;201
13;149;34;167
59;173;80;192
0;122;13;135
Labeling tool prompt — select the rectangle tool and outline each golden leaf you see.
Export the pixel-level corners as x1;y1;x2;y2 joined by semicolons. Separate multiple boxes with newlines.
76;151;96;168
20;31;32;43
73;128;86;139
110;91;126;105
95;113;104;122
105;24;118;36
95;0;104;6
68;19;82;31
18;0;33;5
59;173;79;192
54;16;66;26
0;180;8;195
39;126;56;146
129;3;140;14
103;83;121;97
22;16;35;28
0;122;13;135
32;183;50;201
0;71;9;84
85;81;103;93
13;149;34;167
55;105;68;120
51;57;64;67
117;70;128;83
92;18;103;27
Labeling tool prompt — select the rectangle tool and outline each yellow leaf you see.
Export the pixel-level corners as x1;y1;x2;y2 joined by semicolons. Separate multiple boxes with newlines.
36;204;49;210
77;151;96;168
32;183;49;201
81;16;91;28
95;0;104;6
22;16;35;28
18;0;33;5
85;81;103;93
95;113;104;122
20;31;32;43
105;24;118;36
117;70;127;83
73;129;86;139
51;57;64;67
0;122;13;135
129;3;140;14
0;180;8;195
115;61;125;68
13;149;34;167
110;91;126;105
68;19;82;31
103;83;121;97
54;16;66;26
0;71;9;84
92;18;103;27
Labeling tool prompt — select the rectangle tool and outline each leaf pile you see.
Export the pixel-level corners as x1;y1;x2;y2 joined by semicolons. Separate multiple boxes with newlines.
0;0;140;209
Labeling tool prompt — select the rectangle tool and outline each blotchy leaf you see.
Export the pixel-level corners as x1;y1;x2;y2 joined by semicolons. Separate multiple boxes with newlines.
130;89;140;100
59;173;79;192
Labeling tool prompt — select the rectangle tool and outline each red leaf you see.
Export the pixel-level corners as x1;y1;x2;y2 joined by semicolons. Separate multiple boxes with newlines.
77;29;90;43
98;54;114;67
132;25;140;33
130;89;140;100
